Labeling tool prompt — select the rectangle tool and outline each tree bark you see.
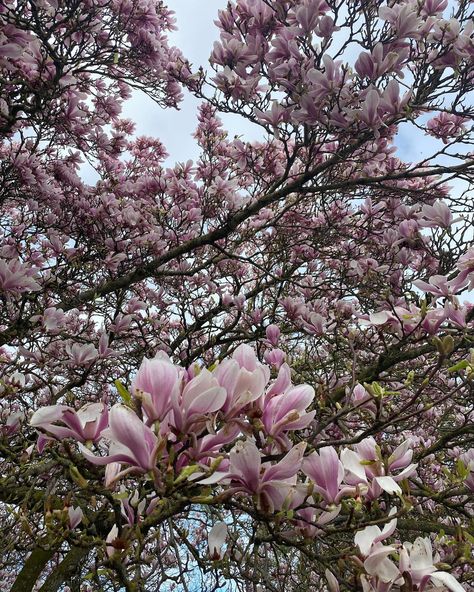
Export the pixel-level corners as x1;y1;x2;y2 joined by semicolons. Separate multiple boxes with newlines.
37;546;89;592
10;546;55;592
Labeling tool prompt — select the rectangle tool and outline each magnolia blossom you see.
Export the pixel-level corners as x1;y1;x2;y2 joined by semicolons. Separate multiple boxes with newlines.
1;410;22;437
214;344;269;417
208;522;228;560
79;405;159;476
170;369;227;434
68;506;83;529
294;504;341;539
341;438;417;499
121;489;147;526
30;402;108;444
105;525;120;558
0;258;41;295
399;537;465;592
355;512;401;586
132;351;182;424
261;383;315;443
227;439;306;512
413;275;461;298
419;201;454;228
302;446;347;504
265;324;280;347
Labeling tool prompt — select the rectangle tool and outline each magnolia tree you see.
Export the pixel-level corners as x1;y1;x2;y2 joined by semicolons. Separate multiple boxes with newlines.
1;0;474;590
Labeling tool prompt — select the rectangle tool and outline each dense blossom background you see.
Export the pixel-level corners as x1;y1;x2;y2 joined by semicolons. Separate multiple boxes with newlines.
0;0;473;591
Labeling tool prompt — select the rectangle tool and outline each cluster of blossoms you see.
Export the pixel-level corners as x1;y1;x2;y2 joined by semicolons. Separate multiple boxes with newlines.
26;345;462;591
31;345;414;507
352;517;464;592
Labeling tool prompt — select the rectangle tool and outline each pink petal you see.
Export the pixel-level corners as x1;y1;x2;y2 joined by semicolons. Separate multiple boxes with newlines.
229;440;261;492
264;442;306;482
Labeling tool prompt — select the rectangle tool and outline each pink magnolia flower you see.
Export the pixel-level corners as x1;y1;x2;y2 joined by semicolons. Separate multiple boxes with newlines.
355;512;402;586
444;303;467;329
208;522;228;560
341;438;417;499
348;384;377;416
30;402;108;444
42;307;65;332
265;324;280;347
0;259;41;295
413;274;460;298
265;363;292;399
302;446;356;505
132;352;182;424
120;489;146;526
421;307;448;335
262;383;315;442
426;113;469;143
214;345;269;417
79;405;159;475
263;348;286;369
293;503;341;539
454;247;474;291
1;410;23;437
105;525;120;558
254;102;290;127
419;201;454;228
227;440;306;513
68;506;83;529
355;43;407;80
66;343;98;366
399;537;465;592
171;369;227;434
182;423;241;467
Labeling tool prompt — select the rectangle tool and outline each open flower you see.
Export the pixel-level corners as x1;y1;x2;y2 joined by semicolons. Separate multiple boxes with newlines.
262;384;315;442
30;402;108;444
227;439;306;513
399;537;464;592
79;405;159;475
341;438;417;499
355;512;402;586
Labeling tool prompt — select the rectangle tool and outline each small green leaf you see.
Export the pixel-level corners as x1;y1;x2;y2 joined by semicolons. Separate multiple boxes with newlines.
448;360;469;372
174;464;199;485
115;380;131;404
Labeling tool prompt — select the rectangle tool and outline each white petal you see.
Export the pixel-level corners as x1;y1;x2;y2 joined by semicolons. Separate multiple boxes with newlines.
208;522;228;558
341;449;368;484
430;572;465;592
374;476;401;494
355;525;381;556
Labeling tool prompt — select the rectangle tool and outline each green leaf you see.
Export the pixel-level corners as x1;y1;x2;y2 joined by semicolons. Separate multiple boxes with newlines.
115;379;131;404
174;464;200;485
448;360;469;372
